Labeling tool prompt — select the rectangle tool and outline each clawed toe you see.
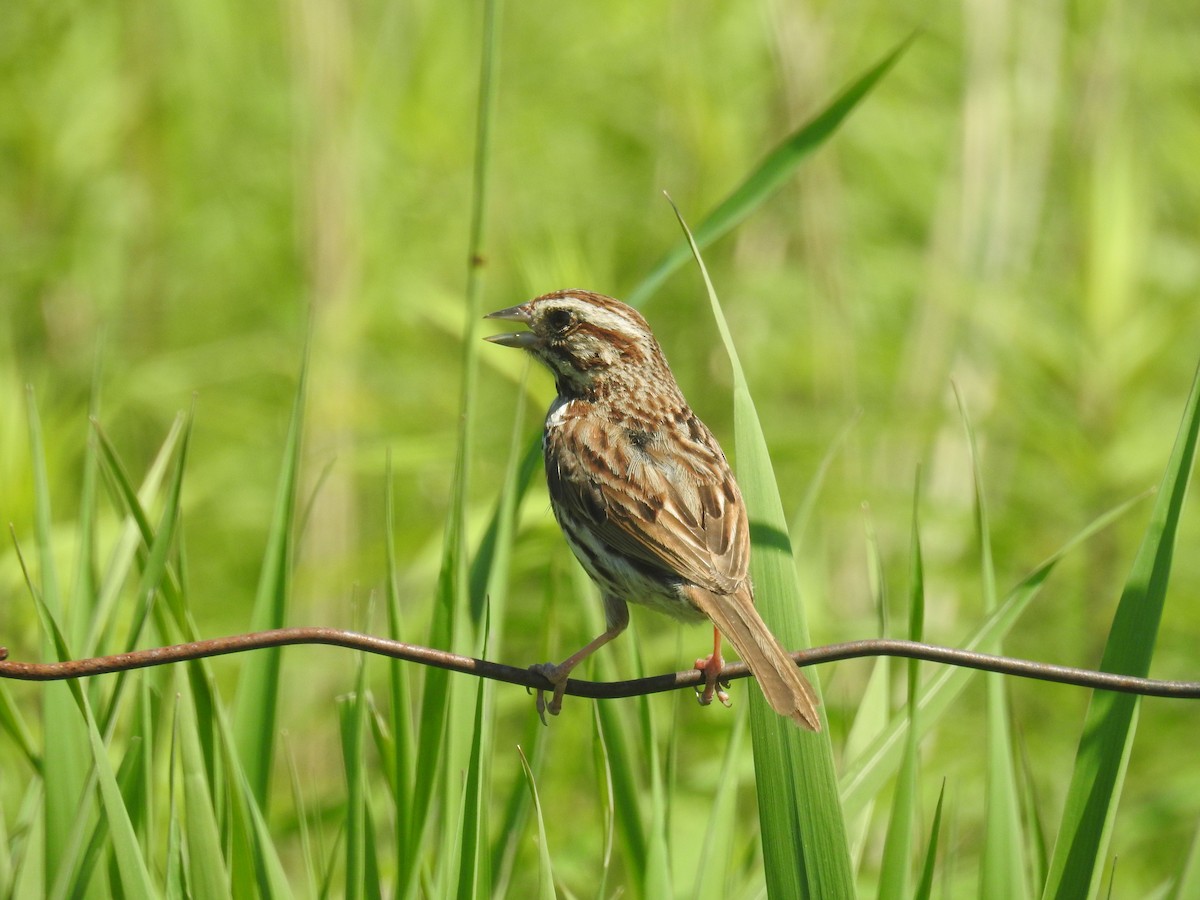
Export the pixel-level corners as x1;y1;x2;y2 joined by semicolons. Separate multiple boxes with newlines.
529;662;567;724
694;654;732;709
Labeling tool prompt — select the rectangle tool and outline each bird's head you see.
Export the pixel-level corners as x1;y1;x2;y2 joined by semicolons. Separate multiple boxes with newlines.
485;290;672;399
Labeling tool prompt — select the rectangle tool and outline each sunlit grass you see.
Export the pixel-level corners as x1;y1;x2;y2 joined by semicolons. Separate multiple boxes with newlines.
2;0;1200;896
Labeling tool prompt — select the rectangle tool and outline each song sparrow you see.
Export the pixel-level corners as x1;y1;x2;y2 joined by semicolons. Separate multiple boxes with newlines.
485;290;820;730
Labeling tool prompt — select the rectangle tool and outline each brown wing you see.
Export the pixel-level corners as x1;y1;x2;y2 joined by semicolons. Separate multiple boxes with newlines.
545;411;749;594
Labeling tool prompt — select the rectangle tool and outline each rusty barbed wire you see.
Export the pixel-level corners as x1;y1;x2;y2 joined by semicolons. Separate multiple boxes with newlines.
1;628;1197;699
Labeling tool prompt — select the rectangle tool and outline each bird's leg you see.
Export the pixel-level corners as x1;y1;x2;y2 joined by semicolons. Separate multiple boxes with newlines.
530;622;625;724
694;626;732;708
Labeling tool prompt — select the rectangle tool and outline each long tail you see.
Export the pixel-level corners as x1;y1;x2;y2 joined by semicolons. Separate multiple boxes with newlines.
690;586;821;730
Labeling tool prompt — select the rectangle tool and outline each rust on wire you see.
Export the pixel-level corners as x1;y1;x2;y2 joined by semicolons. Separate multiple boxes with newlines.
0;629;1198;700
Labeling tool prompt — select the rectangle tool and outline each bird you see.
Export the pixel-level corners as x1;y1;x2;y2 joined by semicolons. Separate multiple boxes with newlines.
484;290;820;730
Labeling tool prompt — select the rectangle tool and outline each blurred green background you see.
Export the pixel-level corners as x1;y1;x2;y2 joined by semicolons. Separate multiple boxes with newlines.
2;0;1199;894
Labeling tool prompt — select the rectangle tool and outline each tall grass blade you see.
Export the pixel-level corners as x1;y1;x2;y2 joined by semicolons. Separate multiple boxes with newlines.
588;703;617;900
404;0;503;890
877;476;924;900
0;680;37;771
30;595;154;897
455;614;492;900
670;201;854;897
913;781;947;900
403;524;457;899
101;413;192;734
69;361;103;650
595;674;649;887
845;507;891;870
177;681;231;900
467;401;539;636
491;731;546;899
233;351;308;808
88;415;186;650
517;746;558;900
340;656;371;900
693;704;749;900
1018;732;1051;890
24;387;89;891
635;675;672;899
628;35;914;308
383;457;417;889
482;391;542;894
956;388;1028;899
1042;364;1200;898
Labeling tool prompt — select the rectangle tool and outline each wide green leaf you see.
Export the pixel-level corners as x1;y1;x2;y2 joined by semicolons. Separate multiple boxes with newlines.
672;202;854;898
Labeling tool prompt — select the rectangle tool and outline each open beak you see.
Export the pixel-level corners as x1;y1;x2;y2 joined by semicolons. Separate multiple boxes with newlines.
483;304;538;348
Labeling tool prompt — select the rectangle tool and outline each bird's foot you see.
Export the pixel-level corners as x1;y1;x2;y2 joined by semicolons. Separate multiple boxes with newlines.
694;654;732;708
529;662;570;724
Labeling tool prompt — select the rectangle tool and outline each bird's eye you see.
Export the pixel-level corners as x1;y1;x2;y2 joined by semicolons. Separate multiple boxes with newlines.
545;308;573;333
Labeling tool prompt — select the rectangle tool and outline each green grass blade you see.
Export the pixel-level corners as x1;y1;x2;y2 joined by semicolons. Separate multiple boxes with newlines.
339;657;370;900
845;507;891;870
383;457;417;890
877;476;924;900
222;747;294;900
166;694;185;900
76;694;155;899
101;413;192;733
467;403;539;638
840;490;1146;817
177;680;231;900
595;677;649;887
1170;818;1200;900
30;597;154;898
233;352;307;808
455;612;491;900
627;35;914;308
60;688;156;900
88;414;186;650
1042;364;1200;898
670;201;854;898
0;681;38;772
484;406;546;895
284;734;321;898
491;725;546;899
693;704;749;900
24;387;89;891
402;0;503;877
957;389;1028;899
1018;731;1051;890
517;745;558;900
634;670;672;899
913;781;947;900
588;703;617;900
69;360;103;649
401;552;455;898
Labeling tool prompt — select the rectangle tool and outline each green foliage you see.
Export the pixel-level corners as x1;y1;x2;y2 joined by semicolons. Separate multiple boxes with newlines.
1043;368;1200;898
677;201;854;897
2;0;1199;897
